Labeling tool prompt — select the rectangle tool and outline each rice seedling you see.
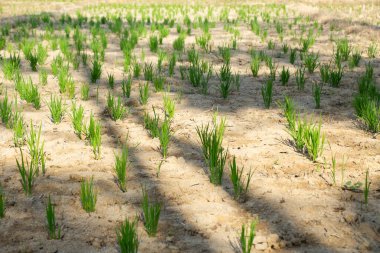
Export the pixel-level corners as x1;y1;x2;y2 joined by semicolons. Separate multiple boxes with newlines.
367;43;377;58
122;77;132;98
0;90;12;127
149;35;159;53
300;36;315;52
240;219;258;253
261;78;273;109
288;117;307;151
26;122;45;175
71;102;84;139
2;56;21;80
67;77;76;99
114;144;129;192
132;62;141;78
295;67;306;90
116;218;139;253
141;186;161;237
336;39;351;61
46;195;61;240
16;148;36;196
86;113;102;159
267;40;275;50
80;177;97;212
218;45;231;64
173;35;185;52
280;66;290;86
280;96;296;130
139;83;149;105
168;53;177;77
12;112;26;147
144;107;160;138
329;66;343;88
312;83;322;109
157;50;166;73
282;43;289;54
153;74;165;92
159;118;171;159
143;63;154;81
81;83;90;100
107;73;115;89
107;92;127;121
250;56;260;77
196;33;211;52
0;188;4;218
303;52;319;73
28;52;39;71
39;69;48;86
218;63;233;99
37;44;48;65
47;95;65;124
363;169;371;205
229;156;253;201
359;100;380;133
90;59;102;83
320;64;330;83
196;116;227;185
349;50;361;68
163;94;175;119
304;120;325;162
15;77;41;109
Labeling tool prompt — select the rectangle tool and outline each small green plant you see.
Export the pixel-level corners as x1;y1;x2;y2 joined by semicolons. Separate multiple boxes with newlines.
158;119;171;159
15;77;41;109
139;83;149;105
26;122;45;175
349;50;361;68
250;56;260;77
144;107;160;138
304;120;325;162
107;92;127;121
114;145;129;192
47;95;65;124
289;48;297;64
196;116;227;185
86;114;102;159
230;156;253;201
240;219;258;253
80;177;97;212
295;67;306;90
163;94;175;119
141;187;161;237
13;112;26;147
46;195;61;240
0;188;5;218
261;78;273;109
0;90;12;126
173;35;185;52
218;63;234;99
336;39;351;61
280;96;296;131
39;69;48;86
312;83;322;109
367;43;378;58
168;53;177;77
132;61;141;78
107;73;115;89
363;169;371;205
143;63;154;81
320;64;330;83
71;102;84;139
329;66;343;88
149;35;159;53
81;83;90;100
280;66;290;86
16;149;36;196
90;59;102;83
118;78;130;99
153;74;165;92
303;52;319;73
117;218;139;253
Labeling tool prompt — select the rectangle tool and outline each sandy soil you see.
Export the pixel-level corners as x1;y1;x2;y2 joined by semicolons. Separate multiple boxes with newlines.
0;1;379;253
